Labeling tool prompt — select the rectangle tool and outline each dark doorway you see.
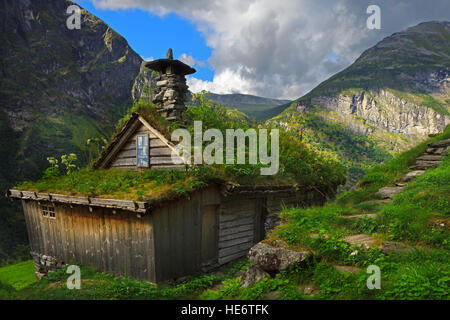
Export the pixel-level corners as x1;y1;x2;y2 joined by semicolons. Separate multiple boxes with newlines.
254;198;268;243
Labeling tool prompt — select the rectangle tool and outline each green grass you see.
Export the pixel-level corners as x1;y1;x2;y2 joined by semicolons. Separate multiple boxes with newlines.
244;126;450;299
16;96;347;201
0;260;36;290
1;258;248;300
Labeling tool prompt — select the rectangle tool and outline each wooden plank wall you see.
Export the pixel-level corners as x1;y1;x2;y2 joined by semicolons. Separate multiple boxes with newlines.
151;186;221;282
217;195;257;265
21;200;156;283
110;123;183;170
217;189;327;266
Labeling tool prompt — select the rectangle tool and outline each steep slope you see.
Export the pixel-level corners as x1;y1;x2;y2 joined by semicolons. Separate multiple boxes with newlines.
0;0;144;178
271;21;450;187
0;0;149;262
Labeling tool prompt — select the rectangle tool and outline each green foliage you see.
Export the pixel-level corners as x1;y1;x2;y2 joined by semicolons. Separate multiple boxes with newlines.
116;101;177;140
378;153;450;248
5;258;248;300
270;107;392;189
0;260;36;291
61;153;78;175
86;137;108;165
187;91;250;130
338;126;450;206
19;93;347;200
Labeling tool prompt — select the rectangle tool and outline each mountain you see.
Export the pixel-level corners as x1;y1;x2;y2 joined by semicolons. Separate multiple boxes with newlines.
0;0;151;262
271;21;450;187
175;91;291;122
203;93;290;121
0;0;147;179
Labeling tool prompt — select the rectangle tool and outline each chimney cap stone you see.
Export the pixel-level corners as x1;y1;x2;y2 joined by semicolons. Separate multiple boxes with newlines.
145;48;196;76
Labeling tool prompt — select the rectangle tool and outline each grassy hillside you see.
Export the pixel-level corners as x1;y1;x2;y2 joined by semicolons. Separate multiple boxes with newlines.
269;22;450;189
16;97;346;203
1;127;448;300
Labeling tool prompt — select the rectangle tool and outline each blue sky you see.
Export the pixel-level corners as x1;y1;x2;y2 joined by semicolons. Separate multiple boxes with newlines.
75;0;214;82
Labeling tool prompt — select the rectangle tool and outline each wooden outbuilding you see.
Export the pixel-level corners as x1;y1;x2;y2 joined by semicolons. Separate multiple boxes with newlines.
6;110;330;283
6;51;335;283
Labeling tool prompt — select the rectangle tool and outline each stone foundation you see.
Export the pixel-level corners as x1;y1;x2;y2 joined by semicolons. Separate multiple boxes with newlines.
30;251;65;279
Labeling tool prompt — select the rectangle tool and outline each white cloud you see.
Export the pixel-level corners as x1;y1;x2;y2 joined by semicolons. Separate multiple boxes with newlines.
91;0;450;99
142;56;154;62
178;53;196;67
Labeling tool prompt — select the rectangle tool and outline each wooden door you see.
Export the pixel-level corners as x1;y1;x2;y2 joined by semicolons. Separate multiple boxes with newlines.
201;205;218;267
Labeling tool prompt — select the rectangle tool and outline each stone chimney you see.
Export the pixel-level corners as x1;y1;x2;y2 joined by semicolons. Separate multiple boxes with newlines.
145;48;196;123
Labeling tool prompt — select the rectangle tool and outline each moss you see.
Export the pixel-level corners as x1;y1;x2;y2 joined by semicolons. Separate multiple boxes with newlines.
17;96;347;201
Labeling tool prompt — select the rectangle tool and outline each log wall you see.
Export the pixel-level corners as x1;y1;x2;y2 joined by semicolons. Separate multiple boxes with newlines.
22;200;157;282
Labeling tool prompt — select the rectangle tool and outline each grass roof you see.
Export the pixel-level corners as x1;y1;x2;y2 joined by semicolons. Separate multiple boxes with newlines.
16;95;347;204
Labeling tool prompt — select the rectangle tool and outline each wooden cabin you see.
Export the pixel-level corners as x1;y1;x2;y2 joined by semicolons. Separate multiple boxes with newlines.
7;111;330;283
7;52;336;283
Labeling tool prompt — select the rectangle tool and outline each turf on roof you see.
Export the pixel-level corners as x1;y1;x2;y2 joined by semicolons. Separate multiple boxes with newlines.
16;97;347;204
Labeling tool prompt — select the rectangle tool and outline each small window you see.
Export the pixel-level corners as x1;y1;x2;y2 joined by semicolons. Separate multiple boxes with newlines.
42;206;48;217
136;134;149;168
42;205;55;219
48;206;55;218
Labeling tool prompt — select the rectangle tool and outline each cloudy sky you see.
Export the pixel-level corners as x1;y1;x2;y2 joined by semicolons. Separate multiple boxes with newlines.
76;0;450;99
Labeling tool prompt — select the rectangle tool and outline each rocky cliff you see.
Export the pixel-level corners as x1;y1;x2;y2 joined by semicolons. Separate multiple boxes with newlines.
272;21;450;187
0;0;144;178
0;0;148;262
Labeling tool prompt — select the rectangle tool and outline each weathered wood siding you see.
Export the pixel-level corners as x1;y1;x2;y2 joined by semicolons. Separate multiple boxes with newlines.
151;185;221;282
217;189;327;265
22;200;157;282
20;186;329;284
110;123;183;170
217;195;259;265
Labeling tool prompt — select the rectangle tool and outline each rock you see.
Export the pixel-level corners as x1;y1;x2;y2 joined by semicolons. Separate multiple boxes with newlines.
416;154;442;161
428;138;450;148
381;241;412;254
248;243;312;273
376;186;404;199
35;272;46;280
210;283;224;291
409;160;442;170
401;170;425;182
298;284;319;296
343;234;376;249
433;147;447;155
240;265;269;288
265;291;281;299
156;80;168;87
334;265;361;274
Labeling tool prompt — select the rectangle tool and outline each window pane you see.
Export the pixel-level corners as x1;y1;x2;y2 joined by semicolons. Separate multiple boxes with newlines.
137;135;149;167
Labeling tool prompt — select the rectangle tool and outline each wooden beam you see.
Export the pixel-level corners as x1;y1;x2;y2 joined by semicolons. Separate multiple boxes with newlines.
98;117;142;169
6;190;149;214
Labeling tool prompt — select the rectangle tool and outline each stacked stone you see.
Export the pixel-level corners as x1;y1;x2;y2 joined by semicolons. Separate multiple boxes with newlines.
152;72;188;123
31;251;65;279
